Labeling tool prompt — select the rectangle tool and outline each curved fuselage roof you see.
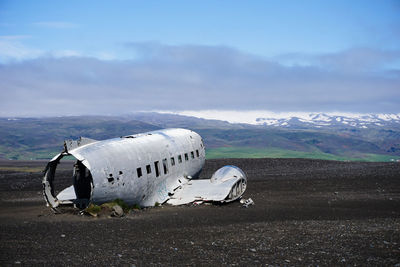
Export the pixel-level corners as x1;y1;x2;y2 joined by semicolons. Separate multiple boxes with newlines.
44;128;205;207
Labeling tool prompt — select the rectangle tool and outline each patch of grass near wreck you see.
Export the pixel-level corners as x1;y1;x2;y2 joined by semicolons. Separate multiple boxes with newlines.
131;203;141;210
85;203;102;216
85;199;141;216
100;199;131;213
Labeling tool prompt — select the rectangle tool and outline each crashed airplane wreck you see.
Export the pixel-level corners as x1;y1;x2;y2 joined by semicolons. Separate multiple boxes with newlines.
43;128;247;210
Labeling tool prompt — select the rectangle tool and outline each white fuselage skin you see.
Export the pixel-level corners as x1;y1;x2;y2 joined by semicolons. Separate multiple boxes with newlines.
46;128;206;207
88;129;205;206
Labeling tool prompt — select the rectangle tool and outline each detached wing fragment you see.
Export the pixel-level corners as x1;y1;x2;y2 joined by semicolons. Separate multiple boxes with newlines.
167;165;247;205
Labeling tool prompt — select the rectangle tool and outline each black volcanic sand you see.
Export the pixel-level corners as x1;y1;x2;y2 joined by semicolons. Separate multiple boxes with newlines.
0;158;400;266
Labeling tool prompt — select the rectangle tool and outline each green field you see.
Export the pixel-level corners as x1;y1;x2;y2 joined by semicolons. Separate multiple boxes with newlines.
0;145;58;160
206;146;397;162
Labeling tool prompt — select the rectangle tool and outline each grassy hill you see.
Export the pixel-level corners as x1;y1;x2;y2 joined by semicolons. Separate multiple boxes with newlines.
0;116;160;160
0;115;399;161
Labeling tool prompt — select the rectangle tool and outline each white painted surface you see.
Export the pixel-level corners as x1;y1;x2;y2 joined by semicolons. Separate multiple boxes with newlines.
43;128;247;209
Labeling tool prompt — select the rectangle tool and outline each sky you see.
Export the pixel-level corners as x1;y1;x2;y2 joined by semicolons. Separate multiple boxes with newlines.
0;0;399;117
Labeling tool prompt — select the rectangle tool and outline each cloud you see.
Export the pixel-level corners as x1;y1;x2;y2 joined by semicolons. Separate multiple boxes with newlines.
275;48;400;73
33;21;78;29
0;43;399;116
0;37;82;63
51;50;81;58
0;37;43;62
317;48;400;72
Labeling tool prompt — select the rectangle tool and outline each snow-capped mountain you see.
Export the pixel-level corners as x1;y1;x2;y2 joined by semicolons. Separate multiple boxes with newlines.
159;110;400;129
255;113;400;129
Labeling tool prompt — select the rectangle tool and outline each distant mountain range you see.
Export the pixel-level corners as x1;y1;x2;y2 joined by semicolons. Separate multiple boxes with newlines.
255;113;400;129
1;112;399;161
153;111;400;129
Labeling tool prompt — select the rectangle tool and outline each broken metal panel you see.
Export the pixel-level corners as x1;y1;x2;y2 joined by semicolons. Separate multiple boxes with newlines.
42;153;63;208
167;165;247;205
57;185;76;201
56;185;76;204
240;198;254;208
64;137;98;152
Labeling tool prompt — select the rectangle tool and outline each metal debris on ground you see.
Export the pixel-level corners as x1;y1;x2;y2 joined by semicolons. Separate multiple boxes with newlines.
111;205;124;217
240;198;254;208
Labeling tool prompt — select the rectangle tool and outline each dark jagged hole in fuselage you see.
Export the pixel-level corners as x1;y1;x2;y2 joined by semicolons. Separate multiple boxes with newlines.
73;160;93;205
45;154;93;209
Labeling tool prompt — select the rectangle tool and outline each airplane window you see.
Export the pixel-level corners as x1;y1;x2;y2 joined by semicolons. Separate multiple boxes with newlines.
178;155;182;163
154;161;160;177
163;158;168;174
191;151;194;159
196;150;199;157
184;153;188;161
171;157;175;166
146;164;151;174
137;167;142;178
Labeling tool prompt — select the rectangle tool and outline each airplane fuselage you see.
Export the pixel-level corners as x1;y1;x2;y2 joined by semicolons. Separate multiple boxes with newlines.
43;128;246;210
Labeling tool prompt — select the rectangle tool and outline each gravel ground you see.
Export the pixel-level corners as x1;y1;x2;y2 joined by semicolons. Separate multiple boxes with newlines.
0;158;399;266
